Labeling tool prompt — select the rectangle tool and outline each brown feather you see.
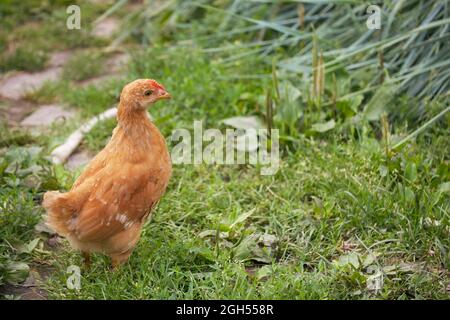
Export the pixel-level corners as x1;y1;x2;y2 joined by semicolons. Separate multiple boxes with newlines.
43;79;172;266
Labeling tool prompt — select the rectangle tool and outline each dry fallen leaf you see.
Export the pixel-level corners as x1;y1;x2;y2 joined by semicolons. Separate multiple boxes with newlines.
341;240;358;252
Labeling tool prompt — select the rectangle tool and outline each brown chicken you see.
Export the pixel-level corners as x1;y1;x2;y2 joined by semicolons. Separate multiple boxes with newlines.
43;79;172;267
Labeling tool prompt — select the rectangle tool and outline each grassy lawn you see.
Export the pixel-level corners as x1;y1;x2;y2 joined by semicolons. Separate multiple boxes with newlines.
0;1;449;300
44;136;449;299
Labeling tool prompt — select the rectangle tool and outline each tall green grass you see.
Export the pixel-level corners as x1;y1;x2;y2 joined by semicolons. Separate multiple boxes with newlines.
102;0;449;130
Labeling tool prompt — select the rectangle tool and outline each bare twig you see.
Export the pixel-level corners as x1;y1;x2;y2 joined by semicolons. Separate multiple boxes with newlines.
50;107;117;164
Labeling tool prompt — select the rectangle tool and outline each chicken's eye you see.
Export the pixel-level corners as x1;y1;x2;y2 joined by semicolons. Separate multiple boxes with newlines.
144;90;153;96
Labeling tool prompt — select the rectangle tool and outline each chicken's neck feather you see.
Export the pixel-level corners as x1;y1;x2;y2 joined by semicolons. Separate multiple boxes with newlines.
113;102;161;152
117;100;148;125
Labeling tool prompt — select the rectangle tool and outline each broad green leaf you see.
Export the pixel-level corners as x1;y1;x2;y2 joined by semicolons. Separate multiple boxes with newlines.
337;94;363;117
334;252;360;268
221;116;264;130
230;208;256;229
260;233;278;247
233;233;272;263
382;265;398;275
438;182;450;193
233;234;260;261
17;238;40;254
188;247;216;262
363;84;398;121
379;165;388;177
279;80;301;102
5;262;30;285
311;119;336;133
198;229;229;239
256;265;273;281
404;186;415;203
362;253;379;268
404;162;417;182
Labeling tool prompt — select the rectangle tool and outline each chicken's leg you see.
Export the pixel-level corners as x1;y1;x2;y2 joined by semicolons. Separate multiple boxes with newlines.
82;251;91;269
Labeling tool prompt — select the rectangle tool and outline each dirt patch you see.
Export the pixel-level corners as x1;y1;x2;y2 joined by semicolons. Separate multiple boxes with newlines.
0;229;66;299
0;99;36;125
0;264;55;300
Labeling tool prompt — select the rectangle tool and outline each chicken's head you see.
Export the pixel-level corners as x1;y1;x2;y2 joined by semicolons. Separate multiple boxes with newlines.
120;79;171;109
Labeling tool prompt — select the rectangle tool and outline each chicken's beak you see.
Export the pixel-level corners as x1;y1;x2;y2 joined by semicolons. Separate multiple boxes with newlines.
158;91;171;100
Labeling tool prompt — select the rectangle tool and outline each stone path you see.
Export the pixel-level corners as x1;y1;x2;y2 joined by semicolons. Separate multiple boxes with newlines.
0;11;128;300
0;39;130;301
0;99;36;125
107;52;130;72
49;51;73;67
20;104;76;127
0;51;74;101
79;52;129;87
0;68;62;100
92;17;120;38
0;49;103;169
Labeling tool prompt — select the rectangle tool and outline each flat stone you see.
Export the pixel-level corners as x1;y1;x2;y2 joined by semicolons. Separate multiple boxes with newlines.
79;74;114;88
0;99;36;124
20;104;75;127
49;51;73;67
78;53;128;87
0;68;62;100
92;17;120;38
106;53;130;73
66;150;93;170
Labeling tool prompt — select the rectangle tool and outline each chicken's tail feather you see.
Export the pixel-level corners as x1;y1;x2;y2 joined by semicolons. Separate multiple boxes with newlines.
42;191;77;236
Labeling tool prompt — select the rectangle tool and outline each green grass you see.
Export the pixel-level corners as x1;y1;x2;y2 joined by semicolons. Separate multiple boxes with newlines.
24;81;68;105
0;1;449;300
62;52;106;82
61;80;121;117
27;48;450;299
0;126;61;289
43;135;449;299
0;0;109;74
0;46;48;73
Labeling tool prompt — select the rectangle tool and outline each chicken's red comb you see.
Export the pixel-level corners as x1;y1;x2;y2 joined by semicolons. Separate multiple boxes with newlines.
148;79;165;91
